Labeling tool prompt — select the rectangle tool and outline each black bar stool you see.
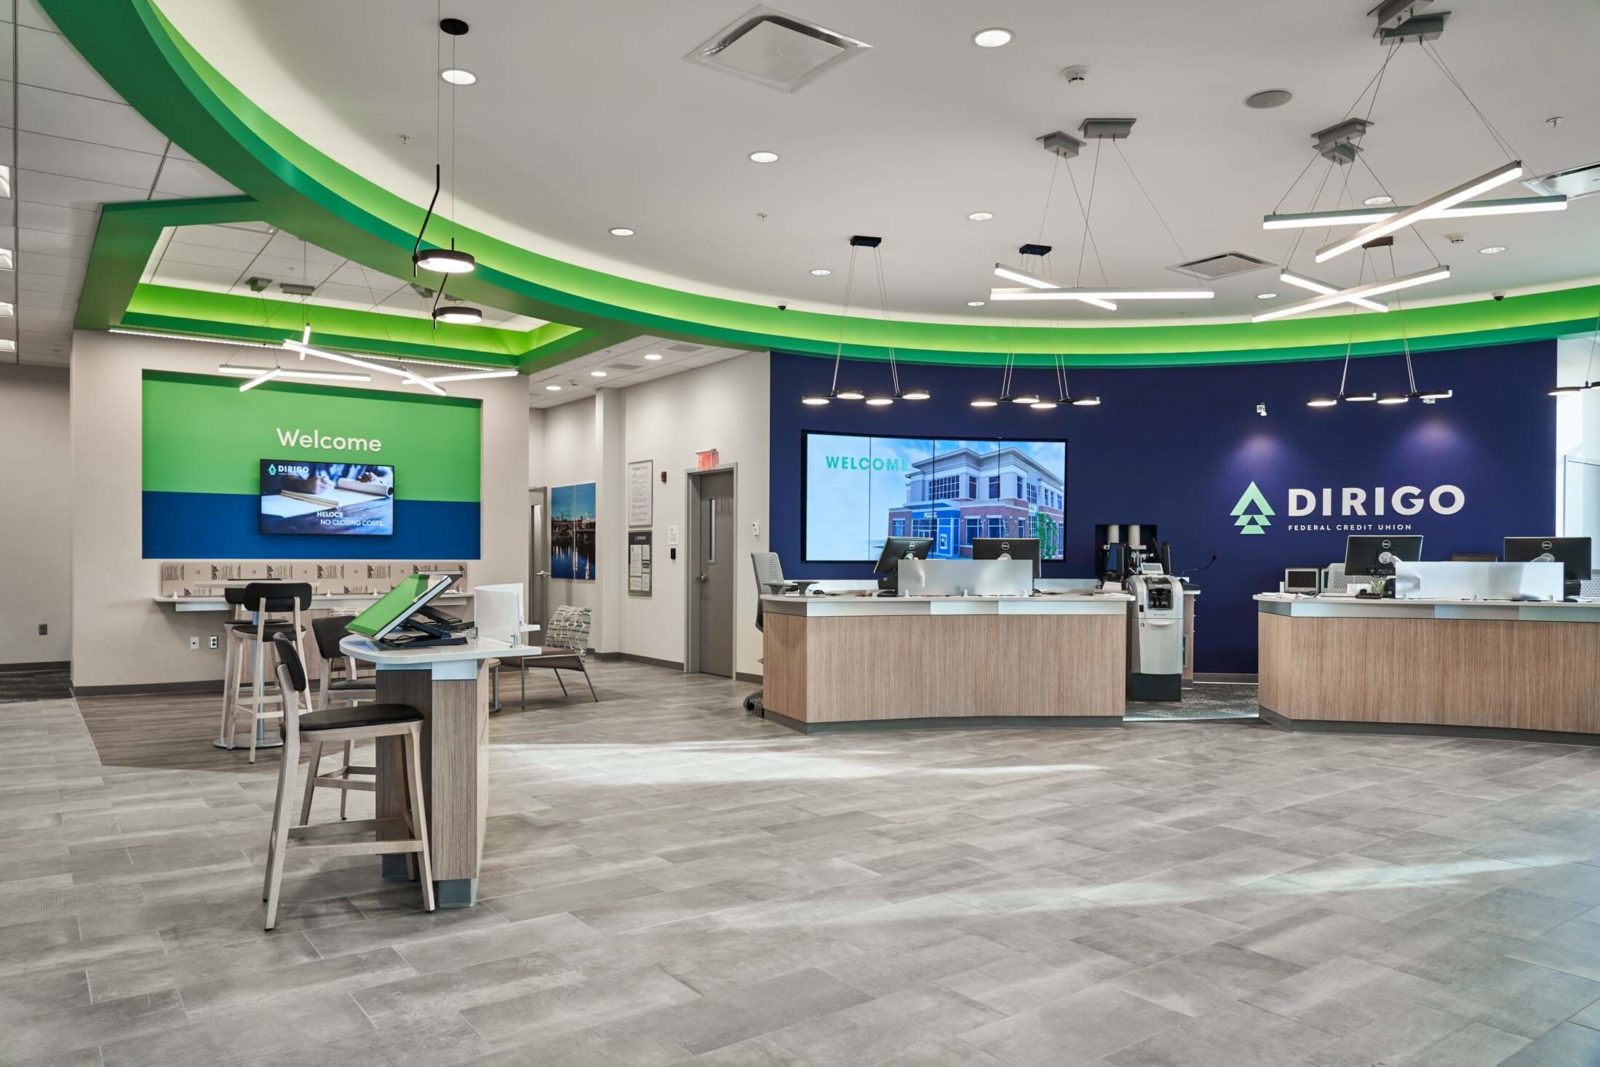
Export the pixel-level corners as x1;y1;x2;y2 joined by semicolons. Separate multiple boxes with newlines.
218;582;313;762
262;631;434;929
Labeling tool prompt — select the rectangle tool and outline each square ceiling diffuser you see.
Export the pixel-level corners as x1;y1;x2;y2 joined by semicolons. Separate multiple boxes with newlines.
685;5;871;93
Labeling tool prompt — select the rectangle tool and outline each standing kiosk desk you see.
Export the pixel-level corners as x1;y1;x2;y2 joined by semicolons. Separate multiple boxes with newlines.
341;634;539;907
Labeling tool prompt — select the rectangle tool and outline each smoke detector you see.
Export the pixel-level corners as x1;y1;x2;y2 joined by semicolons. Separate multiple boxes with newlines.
685;6;871;93
1060;65;1089;85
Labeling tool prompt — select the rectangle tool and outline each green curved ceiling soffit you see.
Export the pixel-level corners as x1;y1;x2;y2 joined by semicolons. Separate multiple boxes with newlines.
49;0;1600;370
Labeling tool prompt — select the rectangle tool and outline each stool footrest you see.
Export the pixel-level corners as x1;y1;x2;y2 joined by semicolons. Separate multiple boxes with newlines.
286;816;424;854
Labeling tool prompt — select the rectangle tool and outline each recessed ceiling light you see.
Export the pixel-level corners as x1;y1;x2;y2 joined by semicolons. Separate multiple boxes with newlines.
644;352;663;361
1363;195;1394;206
748;150;779;164
0;165;10;198
1244;89;1294;109
1256;292;1278;300
0;302;12;317
809;268;832;277
0;248;15;270
544;384;562;392
967;211;995;222
590;369;608;377
0;339;15;352
440;68;477;86
1479;245;1507;255
972;27;1013;48
966;300;986;307
608;227;635;237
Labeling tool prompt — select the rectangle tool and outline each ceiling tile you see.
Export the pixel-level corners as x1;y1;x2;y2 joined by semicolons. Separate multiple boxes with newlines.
13;25;122;101
15;250;84;278
158;240;259;272
18;130;162;191
16;270;78;296
16;199;95;235
169;223;272;255
19;226;90;258
18;84;168;154
149;260;244;289
261;231;345;266
153;156;241;198
13;167;146;208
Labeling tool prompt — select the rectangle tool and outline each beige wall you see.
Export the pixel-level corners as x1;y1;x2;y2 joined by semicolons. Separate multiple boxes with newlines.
0;364;72;665
527;352;771;676
69;330;529;689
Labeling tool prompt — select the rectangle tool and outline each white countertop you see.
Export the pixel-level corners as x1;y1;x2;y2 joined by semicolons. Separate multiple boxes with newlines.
762;591;1133;617
156;592;471;613
340;633;542;665
1256;592;1600;623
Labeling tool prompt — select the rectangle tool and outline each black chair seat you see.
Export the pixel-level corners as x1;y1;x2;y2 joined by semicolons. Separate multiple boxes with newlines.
296;703;422;733
226;620;302;635
326;677;376;692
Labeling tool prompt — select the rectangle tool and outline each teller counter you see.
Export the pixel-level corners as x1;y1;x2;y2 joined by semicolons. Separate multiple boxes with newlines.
760;592;1132;732
1257;593;1600;743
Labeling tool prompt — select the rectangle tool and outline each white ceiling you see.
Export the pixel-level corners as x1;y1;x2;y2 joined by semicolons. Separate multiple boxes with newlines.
526;334;749;409
1;0;241;366
145;225;548;330
158;0;1600;323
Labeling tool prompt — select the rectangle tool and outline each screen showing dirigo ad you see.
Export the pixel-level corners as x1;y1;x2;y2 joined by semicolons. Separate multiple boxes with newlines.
259;460;395;536
803;432;1066;562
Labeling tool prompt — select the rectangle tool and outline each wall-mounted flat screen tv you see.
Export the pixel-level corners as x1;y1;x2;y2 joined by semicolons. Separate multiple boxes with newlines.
259;460;395;536
802;432;1067;563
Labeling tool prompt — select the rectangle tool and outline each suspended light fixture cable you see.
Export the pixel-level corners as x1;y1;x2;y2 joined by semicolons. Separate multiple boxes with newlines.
828;245;860;396
1074;141;1103;287
1113;140;1187;264
1419;40;1522;165
1388;245;1418;395
871;245;900;396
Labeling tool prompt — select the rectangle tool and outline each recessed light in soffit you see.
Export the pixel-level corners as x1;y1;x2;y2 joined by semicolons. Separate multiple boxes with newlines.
684;6;872;93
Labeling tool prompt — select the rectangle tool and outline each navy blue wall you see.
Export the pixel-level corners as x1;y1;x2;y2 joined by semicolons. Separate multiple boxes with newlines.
770;343;1556;674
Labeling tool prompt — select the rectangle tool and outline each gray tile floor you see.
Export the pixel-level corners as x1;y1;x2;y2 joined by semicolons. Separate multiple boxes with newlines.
6;660;1600;1064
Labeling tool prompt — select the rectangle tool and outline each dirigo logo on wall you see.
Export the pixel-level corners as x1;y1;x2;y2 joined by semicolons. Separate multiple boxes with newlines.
1231;482;1274;536
1231;482;1467;534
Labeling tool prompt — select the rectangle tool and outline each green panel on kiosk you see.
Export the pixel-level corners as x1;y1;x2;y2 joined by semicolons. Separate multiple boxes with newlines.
346;574;431;637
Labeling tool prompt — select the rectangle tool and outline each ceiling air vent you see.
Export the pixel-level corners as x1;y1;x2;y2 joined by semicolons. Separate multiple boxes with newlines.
685;5;871;93
668;343;704;352
1524;161;1600;202
1168;252;1273;280
608;362;642;372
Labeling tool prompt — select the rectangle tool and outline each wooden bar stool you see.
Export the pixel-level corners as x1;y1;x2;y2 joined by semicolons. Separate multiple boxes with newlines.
262;631;434;930
219;582;312;763
303;615;378;821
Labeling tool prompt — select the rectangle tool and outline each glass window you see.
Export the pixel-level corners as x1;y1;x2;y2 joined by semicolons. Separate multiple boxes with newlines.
987;516;1005;537
987;475;1000;499
891;518;906;536
1026;482;1038;504
1014;475;1025;498
930;475;961;501
912;517;935;538
965;517;981;545
967;476;978;499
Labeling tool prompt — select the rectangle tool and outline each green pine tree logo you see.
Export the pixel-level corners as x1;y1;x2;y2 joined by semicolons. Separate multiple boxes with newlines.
1231;481;1274;536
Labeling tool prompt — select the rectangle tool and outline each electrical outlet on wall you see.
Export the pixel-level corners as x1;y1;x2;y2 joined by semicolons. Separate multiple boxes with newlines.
188;637;200;651
208;636;220;650
37;623;47;636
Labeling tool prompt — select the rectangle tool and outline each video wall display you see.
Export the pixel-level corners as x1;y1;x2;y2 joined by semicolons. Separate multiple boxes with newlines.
550;482;597;580
259;460;395;536
803;431;1067;562
141;370;481;559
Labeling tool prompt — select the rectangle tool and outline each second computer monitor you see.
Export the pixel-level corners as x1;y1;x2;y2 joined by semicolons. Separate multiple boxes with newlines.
1343;534;1423;578
971;537;1042;578
1503;536;1592;582
872;535;934;576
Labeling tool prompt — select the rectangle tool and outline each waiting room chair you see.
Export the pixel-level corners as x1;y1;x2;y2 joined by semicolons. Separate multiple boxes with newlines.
218;582;312;763
262;631;433;930
517;605;597;702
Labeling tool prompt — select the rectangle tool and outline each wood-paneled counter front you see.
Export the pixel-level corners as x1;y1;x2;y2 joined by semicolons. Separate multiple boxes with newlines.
761;592;1131;732
1257;594;1600;741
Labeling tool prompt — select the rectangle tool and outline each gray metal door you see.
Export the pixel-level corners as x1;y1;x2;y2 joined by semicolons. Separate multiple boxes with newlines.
695;470;736;677
528;488;549;631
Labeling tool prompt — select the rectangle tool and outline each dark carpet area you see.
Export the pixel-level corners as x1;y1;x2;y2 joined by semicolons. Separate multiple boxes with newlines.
1125;680;1259;721
0;668;72;704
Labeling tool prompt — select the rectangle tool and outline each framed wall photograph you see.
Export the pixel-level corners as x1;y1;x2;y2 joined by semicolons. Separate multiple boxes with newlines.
550;482;597;580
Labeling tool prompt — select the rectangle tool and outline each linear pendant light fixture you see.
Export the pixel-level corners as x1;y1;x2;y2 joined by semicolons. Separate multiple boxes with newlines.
1278;270;1389;312
1313;160;1525;263
1253;265;1450;323
1263;192;1565;230
988;123;1213;308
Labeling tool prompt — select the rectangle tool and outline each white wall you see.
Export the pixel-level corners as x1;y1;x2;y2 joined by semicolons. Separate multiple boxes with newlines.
0;364;72;665
527;352;771;676
69;330;530;689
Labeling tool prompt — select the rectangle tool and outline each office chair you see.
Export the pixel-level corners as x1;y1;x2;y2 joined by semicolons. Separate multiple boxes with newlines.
744;552;785;715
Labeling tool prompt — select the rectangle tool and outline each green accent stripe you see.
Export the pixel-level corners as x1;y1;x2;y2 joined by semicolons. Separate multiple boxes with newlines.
141;371;481;500
43;0;1600;367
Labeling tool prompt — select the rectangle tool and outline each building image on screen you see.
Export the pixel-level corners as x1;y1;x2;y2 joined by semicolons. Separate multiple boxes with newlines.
803;433;1065;562
259;460;395;536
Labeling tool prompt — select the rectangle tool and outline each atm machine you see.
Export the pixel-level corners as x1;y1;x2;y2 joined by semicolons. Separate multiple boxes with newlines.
1099;523;1185;702
1126;567;1185;701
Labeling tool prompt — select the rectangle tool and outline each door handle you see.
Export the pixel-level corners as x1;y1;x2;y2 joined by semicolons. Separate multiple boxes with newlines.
697;574;709;583
534;570;549;577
